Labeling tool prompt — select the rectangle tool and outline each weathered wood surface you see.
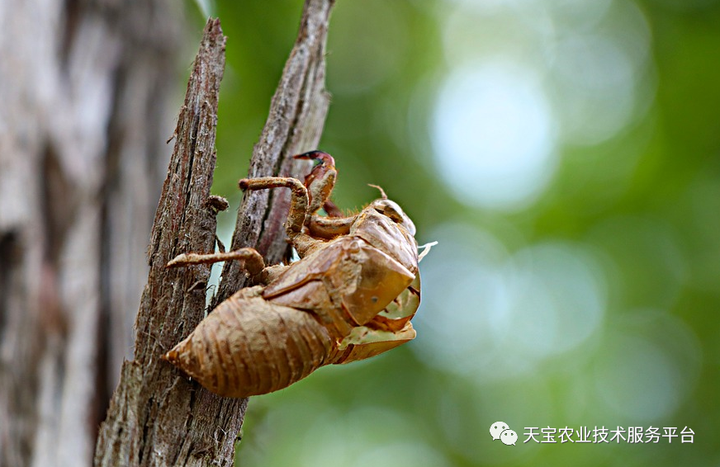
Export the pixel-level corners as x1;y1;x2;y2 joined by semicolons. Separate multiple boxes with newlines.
95;0;335;465
94;18;235;467
215;0;334;305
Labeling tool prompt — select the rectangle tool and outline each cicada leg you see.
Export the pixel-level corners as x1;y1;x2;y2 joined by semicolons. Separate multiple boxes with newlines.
294;151;337;216
239;175;324;257
307;214;357;239
239;176;310;241
166;247;266;281
294;151;360;239
323;199;343;217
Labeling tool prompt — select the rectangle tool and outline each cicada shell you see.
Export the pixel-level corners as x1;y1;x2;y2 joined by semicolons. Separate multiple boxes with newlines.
164;286;335;397
163;151;433;398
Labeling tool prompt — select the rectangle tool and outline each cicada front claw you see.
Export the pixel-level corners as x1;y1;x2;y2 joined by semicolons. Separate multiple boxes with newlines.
294;150;337;216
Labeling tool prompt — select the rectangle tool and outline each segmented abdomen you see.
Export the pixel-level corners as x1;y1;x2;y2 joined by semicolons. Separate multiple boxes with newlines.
164;286;335;398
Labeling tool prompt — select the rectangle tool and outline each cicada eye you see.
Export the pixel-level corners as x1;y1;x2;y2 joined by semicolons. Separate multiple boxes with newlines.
374;200;403;223
381;205;403;223
373;200;416;235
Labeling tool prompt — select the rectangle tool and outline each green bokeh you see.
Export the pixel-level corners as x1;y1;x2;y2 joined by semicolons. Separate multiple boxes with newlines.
183;1;720;465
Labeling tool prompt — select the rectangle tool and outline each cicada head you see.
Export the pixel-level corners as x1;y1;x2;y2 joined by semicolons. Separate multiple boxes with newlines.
350;197;419;274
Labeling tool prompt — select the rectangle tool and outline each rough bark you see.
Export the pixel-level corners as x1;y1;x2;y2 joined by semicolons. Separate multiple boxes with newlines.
215;0;334;304
94;20;236;466
95;0;334;465
0;2;180;467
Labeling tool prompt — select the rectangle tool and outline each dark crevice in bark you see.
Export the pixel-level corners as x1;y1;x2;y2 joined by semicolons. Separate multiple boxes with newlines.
95;57;127;432
60;0;82;68
93;293;111;439
41;145;75;264
0;231;18;337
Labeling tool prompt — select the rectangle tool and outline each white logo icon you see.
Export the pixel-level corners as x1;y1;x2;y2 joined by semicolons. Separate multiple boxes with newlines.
490;421;516;446
490;421;509;440
501;429;518;446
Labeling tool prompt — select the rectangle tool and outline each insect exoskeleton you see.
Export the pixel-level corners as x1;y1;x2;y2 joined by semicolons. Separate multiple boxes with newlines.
163;151;434;398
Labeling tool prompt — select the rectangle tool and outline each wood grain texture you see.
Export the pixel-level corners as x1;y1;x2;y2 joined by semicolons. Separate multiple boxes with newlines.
94;19;244;467
95;0;335;464
215;0;335;306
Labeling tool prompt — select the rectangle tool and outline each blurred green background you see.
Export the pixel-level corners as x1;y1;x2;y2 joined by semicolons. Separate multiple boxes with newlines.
185;0;719;465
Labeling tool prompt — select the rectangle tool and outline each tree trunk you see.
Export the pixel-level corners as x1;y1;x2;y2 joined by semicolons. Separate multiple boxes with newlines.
95;1;334;466
0;1;180;466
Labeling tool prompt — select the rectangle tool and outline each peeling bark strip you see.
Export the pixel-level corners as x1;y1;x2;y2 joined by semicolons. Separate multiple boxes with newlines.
94;20;243;466
215;0;335;304
96;0;335;464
